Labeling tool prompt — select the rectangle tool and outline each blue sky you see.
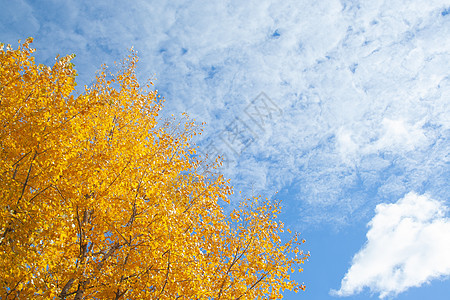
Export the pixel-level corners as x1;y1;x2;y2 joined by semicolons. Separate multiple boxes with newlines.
1;0;449;299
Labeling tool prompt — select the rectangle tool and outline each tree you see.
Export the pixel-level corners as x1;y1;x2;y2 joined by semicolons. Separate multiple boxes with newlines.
0;38;309;299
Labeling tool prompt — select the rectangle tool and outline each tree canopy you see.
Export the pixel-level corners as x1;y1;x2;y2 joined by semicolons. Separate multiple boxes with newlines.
0;38;309;299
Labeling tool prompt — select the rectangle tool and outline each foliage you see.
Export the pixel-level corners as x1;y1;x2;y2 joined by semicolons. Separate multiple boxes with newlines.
0;38;309;299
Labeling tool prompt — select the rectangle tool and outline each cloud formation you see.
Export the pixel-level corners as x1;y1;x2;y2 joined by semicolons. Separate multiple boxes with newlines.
1;0;449;226
331;192;450;298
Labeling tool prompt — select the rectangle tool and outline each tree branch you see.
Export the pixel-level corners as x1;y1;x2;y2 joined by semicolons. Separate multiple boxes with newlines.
16;150;37;206
158;250;171;298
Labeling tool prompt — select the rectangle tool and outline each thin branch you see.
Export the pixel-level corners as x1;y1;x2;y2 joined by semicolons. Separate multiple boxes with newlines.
114;288;127;300
28;185;51;203
217;236;254;299
16;150;37;206
158;250;171;299
59;278;75;299
182;188;208;214
11;150;32;167
105;160;131;191
235;273;268;300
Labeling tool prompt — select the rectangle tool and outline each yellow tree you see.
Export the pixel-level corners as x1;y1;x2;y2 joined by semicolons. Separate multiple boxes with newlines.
0;39;309;299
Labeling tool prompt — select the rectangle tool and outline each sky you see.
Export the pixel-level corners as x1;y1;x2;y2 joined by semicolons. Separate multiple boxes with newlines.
1;0;449;299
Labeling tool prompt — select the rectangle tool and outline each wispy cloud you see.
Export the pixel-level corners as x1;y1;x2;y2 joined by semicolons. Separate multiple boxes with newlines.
331;192;450;298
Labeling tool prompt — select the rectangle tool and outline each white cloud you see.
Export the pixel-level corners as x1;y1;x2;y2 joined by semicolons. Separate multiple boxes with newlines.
336;127;359;164
337;118;429;160
331;192;450;298
369;118;428;152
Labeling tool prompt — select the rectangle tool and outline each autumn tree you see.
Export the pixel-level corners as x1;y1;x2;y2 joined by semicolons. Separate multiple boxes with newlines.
0;39;309;299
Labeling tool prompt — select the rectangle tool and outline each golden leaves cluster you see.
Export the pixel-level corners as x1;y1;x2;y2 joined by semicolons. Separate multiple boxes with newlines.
0;39;309;299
